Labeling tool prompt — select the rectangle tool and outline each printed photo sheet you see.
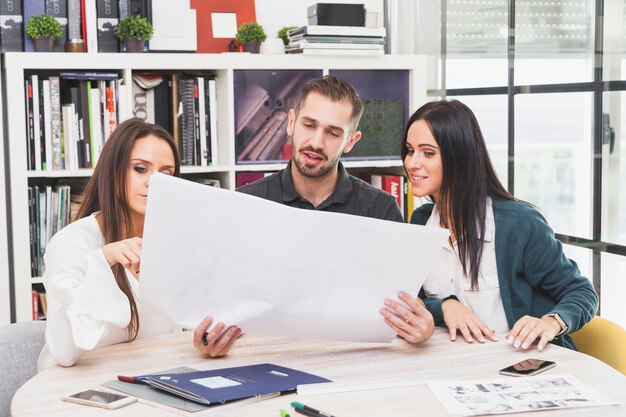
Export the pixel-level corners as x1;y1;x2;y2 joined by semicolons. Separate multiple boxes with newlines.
427;373;619;416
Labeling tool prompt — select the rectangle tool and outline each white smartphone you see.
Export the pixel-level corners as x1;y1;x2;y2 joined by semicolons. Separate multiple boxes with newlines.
62;389;136;409
499;359;556;377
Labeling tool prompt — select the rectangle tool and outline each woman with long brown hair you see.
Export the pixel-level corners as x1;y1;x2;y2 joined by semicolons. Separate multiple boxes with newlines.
40;118;240;368
403;100;597;351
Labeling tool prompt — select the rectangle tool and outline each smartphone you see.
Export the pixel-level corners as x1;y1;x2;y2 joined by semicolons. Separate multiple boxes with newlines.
499;359;556;377
62;389;136;409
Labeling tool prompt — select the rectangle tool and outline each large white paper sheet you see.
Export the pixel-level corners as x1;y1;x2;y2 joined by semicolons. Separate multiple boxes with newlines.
139;174;449;342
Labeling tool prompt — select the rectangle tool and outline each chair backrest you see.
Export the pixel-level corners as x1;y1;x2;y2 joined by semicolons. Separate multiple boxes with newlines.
570;316;626;376
0;321;46;417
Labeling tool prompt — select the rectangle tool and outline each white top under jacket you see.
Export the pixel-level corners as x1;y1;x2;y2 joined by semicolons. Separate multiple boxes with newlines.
422;199;510;334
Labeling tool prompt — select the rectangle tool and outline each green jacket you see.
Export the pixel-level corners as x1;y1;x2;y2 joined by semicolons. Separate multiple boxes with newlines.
411;199;598;350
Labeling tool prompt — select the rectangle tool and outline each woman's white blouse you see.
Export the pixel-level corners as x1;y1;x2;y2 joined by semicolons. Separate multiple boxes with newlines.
422;199;510;334
39;214;173;369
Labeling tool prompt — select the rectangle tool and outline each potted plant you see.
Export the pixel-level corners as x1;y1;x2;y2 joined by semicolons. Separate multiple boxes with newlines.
25;14;63;52
277;26;296;46
115;15;153;53
236;22;267;54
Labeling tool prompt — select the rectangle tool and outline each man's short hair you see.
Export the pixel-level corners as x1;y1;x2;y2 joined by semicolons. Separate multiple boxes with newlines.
294;75;364;134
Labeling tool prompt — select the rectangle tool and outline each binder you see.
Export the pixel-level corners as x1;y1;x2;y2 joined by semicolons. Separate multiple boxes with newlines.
141;363;330;405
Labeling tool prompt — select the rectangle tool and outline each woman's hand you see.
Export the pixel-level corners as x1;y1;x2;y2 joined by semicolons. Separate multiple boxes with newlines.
102;237;142;275
380;291;434;344
193;316;241;357
441;298;497;343
505;315;560;351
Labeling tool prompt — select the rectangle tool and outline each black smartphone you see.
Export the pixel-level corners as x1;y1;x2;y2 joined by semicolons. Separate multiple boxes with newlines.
499;359;556;377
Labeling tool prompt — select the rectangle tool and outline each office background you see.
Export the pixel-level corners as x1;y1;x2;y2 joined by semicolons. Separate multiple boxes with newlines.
1;0;624;330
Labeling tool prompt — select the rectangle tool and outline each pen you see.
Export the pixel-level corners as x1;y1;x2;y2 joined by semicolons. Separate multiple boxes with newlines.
279;409;291;417
117;375;149;384
202;332;208;346
291;401;337;417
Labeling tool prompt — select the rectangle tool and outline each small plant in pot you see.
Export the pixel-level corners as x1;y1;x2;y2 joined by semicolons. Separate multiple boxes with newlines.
277;26;296;46
115;15;153;53
236;22;266;54
25;14;63;52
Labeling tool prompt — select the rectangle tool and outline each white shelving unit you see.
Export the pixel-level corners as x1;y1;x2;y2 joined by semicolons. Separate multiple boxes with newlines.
2;52;426;322
1;65;12;326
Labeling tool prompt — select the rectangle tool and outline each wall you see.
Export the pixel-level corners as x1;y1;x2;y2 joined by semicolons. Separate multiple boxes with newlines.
255;0;384;42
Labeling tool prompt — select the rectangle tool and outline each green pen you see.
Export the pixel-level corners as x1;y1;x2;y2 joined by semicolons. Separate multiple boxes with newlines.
291;401;337;417
280;409;291;417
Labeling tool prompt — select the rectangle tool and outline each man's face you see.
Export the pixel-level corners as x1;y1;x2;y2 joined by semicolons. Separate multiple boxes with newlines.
289;92;361;179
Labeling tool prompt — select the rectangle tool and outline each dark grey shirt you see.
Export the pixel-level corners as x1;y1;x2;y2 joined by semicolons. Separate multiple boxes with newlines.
237;161;403;222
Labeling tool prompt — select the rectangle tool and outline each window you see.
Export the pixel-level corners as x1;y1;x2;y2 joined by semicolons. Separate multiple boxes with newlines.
415;0;626;325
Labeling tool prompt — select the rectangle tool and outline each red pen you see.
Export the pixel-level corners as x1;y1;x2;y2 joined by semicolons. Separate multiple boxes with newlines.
117;375;149;384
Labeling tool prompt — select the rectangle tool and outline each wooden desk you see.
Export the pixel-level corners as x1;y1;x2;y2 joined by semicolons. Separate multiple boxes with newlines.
12;329;626;416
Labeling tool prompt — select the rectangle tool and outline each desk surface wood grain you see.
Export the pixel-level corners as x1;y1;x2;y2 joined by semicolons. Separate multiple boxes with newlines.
12;329;626;416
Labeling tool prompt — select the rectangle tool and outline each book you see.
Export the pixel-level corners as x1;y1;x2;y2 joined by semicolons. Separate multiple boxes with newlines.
42;80;52;171
287;42;384;51
49;76;64;170
31;75;42;171
288;34;385;44
288;25;386;38
60;71;119;80
142;363;330;405
0;0;23;52
67;0;82;41
207;78;218;165
25;79;35;170
84;0;98;52
31;290;39;320
381;175;405;218
235;171;264;188
287;48;384;56
97;0;118;52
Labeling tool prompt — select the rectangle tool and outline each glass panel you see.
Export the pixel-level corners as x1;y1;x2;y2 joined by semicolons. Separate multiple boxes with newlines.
602;0;626;80
514;93;593;238
331;70;409;160
515;0;593;85
233;70;322;164
447;95;508;187
601;91;626;245
445;0;508;88
601;252;626;330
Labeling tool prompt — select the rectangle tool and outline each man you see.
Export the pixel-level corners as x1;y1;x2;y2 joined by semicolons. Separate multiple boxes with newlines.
238;75;402;221
238;75;433;345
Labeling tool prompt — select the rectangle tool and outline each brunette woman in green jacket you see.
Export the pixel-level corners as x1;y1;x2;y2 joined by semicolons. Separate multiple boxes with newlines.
403;100;597;351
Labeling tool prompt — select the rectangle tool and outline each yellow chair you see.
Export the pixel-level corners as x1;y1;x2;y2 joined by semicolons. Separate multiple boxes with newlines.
570;316;626;376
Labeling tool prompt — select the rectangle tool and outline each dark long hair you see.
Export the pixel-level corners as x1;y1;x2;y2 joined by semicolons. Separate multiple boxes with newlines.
402;100;513;290
76;118;180;339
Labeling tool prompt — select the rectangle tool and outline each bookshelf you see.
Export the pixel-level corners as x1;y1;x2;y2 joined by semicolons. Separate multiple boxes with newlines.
2;53;426;322
0;65;11;326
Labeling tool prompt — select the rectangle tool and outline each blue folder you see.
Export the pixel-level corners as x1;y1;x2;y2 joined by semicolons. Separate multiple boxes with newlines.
142;363;331;405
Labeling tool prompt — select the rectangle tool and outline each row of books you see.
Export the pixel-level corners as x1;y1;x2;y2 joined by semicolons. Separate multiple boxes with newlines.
32;289;47;320
360;173;427;221
28;184;80;277
25;72;121;171
0;0;151;53
131;72;219;166
286;25;386;56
